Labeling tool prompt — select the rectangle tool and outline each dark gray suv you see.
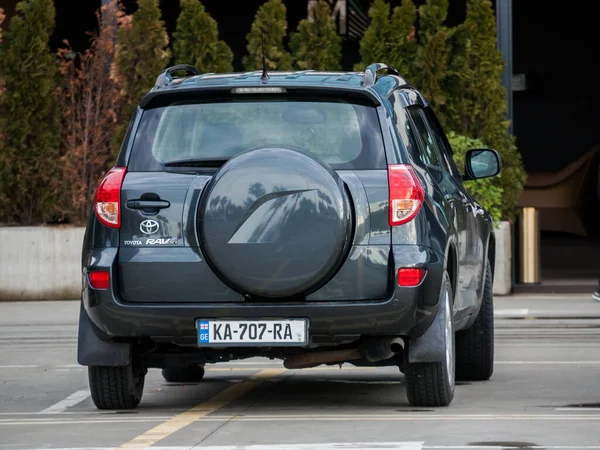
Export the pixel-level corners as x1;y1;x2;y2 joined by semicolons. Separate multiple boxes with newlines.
78;63;501;410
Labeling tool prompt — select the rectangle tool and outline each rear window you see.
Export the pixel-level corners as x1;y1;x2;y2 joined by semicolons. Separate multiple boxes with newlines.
127;98;386;171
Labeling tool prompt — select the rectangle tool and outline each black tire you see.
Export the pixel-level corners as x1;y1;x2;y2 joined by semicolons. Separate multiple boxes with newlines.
405;271;455;407
89;364;145;410
455;258;494;381
162;365;205;382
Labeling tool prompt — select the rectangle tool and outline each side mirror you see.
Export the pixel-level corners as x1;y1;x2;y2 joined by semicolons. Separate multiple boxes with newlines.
464;148;502;181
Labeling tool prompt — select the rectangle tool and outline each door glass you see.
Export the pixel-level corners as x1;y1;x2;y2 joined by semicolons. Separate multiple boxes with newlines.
389;92;421;160
407;108;442;168
424;109;465;177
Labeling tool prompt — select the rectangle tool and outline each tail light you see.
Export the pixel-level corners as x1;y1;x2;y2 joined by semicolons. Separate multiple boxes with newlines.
398;268;426;286
95;167;127;228
88;271;110;290
388;164;424;226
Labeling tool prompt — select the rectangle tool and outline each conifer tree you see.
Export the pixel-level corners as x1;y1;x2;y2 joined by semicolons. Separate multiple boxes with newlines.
388;0;418;79
115;0;170;132
447;0;526;220
0;8;4;97
57;0;125;223
354;0;390;71
173;0;233;73
414;0;453;124
243;0;292;71
355;0;418;77
290;0;341;71
0;0;61;224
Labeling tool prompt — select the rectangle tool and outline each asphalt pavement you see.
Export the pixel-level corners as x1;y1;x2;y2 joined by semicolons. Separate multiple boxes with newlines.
1;295;600;450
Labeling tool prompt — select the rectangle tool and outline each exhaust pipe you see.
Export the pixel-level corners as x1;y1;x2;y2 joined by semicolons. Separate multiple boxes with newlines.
283;337;404;369
284;348;361;369
362;337;404;363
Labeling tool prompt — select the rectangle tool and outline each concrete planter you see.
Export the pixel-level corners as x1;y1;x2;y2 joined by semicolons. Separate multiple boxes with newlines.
0;226;85;301
493;221;512;296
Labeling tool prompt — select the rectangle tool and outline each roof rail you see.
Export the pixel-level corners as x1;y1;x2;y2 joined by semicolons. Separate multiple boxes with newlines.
154;64;200;88
362;63;400;87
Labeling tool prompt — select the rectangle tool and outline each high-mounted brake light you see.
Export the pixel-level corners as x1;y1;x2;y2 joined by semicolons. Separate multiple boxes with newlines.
388;164;424;226
88;271;110;290
398;268;426;287
231;87;286;94
94;167;126;228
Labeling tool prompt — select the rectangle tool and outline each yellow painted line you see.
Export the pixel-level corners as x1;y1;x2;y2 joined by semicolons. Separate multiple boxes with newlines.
117;368;285;450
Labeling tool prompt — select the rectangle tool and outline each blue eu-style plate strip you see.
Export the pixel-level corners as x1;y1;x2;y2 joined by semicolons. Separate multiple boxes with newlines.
198;320;210;344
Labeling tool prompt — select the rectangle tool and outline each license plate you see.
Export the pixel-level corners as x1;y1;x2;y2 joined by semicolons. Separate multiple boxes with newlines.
196;319;308;347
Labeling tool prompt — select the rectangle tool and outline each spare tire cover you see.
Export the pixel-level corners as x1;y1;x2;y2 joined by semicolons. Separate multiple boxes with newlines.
199;147;352;298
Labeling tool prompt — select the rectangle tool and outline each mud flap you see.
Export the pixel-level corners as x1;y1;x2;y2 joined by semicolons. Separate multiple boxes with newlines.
408;276;451;363
77;304;131;366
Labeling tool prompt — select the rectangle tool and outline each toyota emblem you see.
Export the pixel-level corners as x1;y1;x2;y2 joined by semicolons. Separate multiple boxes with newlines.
140;219;160;235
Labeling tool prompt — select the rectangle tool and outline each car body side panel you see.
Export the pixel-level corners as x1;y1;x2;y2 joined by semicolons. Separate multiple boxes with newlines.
379;91;492;324
353;170;390;246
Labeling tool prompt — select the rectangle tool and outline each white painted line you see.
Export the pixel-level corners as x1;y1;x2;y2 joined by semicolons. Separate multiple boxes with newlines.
8;446;600;450
0;364;38;368
8;446;424;450
182;445;424;450
221;361;282;365
496;361;600;365
0;415;175;422
5;414;600;426
39;390;91;414
426;447;600;449
0;411;160;416
556;407;600;411
494;308;530;316
11;448;114;450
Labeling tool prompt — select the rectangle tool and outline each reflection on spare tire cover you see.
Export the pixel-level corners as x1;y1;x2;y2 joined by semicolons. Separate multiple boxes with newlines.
198;147;353;298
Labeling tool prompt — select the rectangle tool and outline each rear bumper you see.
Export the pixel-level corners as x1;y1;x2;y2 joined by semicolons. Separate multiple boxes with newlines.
82;245;445;342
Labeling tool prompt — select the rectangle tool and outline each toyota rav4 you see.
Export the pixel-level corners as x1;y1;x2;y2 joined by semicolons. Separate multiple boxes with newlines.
78;63;501;409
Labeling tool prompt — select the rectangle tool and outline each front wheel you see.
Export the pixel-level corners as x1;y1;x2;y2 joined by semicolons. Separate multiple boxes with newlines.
405;271;455;407
455;258;494;381
89;364;146;410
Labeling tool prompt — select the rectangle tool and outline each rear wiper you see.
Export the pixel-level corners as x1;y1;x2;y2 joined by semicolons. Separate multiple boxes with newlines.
164;157;229;168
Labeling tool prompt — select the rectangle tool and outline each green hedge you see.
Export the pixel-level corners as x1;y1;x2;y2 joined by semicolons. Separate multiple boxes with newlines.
0;0;523;225
447;132;503;225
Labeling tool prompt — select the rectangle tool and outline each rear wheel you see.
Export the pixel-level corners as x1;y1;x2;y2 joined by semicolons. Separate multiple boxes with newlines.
162;365;205;382
455;258;494;381
89;364;146;410
405;271;455;407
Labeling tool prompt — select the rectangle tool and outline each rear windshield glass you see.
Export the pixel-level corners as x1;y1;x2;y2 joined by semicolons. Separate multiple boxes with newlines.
127;98;386;171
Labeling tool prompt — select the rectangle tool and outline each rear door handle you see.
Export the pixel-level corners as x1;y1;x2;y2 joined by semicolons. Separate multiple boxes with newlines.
126;200;170;210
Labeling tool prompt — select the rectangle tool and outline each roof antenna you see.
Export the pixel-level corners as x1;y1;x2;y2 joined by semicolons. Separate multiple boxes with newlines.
260;27;269;83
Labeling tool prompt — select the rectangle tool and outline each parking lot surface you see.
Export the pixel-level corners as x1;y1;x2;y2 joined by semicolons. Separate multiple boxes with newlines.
2;299;600;450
